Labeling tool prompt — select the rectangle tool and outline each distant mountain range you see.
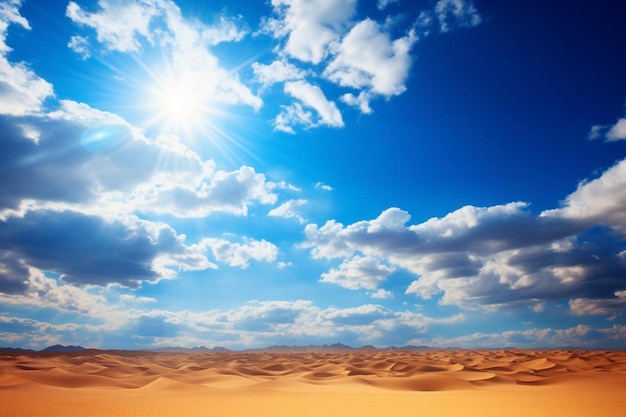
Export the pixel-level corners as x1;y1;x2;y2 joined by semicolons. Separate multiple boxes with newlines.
148;343;437;353
41;344;87;352
0;343;436;354
0;344;604;354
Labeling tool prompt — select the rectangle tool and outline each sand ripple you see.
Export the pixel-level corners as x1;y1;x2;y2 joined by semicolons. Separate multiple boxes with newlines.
1;349;625;393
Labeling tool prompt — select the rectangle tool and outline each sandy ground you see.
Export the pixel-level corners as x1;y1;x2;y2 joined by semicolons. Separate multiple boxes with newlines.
1;349;625;416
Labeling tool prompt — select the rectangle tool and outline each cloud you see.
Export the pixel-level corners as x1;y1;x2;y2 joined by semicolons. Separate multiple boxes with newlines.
590;118;626;141
199;14;249;46
433;0;482;33
324;18;417;98
268;199;307;223
377;0;400;11
281;80;344;129
66;0;160;53
569;290;626;316
67;35;90;59
143;165;279;217
419;324;626;349
0;268;110;317
255;0;483;131
252;59;308;86
262;0;357;64
0;104;211;216
320;256;394;290
315;182;333;191
302;158;626;315
201;237;278;269
607;118;626;140
370;288;393;299
544;158;626;233
0;2;53;116
0;209;214;288
0;0;29;53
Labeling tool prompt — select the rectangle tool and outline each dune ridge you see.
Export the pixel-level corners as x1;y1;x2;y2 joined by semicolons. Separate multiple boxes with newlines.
2;349;626;390
1;349;625;416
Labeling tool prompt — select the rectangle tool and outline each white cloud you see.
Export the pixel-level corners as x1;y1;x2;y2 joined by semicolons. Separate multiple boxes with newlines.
201;237;278;269
0;2;53;116
256;0;482;130
545;158;626;233
274;102;312;134
199;14;249;46
588;118;626;141
252;59;307;86
0;268;110;317
315;182;333;191
569;291;626;316
0;0;29;53
66;0;159;53
434;0;482;33
341;91;373;114
607;118;626;141
268;199;307;223
283;80;344;128
377;0;400;11
324;19;417;98
370;288;393;299
119;294;157;304
302;166;626;314
142;165;279;217
263;0;357;64
67;35;90;59
320;255;394;290
421;324;626;349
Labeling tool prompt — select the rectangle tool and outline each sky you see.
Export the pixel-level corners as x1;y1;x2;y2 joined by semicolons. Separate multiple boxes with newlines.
1;0;626;350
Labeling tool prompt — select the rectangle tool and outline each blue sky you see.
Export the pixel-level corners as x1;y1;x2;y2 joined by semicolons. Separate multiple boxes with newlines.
1;0;626;350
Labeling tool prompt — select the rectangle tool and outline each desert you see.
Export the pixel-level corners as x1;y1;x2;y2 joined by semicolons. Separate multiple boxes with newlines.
1;348;625;417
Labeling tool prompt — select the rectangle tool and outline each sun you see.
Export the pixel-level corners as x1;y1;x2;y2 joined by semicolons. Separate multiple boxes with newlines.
142;68;218;137
155;73;205;129
156;73;202;124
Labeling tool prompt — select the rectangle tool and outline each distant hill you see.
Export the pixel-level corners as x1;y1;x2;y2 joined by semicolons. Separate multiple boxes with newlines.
41;344;86;352
149;344;440;353
150;346;232;353
0;347;35;354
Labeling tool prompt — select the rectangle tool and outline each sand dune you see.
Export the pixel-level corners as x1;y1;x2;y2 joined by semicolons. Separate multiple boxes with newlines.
1;349;625;416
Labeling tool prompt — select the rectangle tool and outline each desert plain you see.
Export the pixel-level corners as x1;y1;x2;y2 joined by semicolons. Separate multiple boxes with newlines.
1;349;625;417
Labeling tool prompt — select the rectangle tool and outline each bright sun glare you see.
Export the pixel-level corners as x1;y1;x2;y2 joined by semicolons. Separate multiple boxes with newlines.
143;69;216;137
158;75;201;124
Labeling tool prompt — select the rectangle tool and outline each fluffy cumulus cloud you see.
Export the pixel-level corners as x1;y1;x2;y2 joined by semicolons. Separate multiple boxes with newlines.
252;59;308;87
262;0;357;65
302;160;626;315
268;199;308;223
201;237;278;269
66;0;160;53
324;18;417;98
256;0;482;132
320;256;394;290
0;210;217;289
280;81;344;130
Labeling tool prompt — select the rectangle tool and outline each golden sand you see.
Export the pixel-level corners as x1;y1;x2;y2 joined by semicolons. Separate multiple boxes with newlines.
1;349;625;416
